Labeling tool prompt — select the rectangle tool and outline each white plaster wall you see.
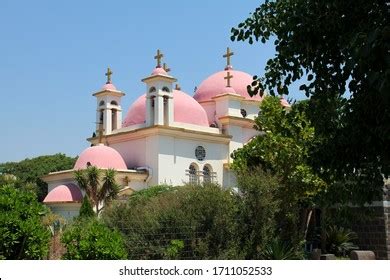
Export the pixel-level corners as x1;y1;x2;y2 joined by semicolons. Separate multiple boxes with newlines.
241;102;261;120
48;203;81;220
110;138;146;169
155;135;229;187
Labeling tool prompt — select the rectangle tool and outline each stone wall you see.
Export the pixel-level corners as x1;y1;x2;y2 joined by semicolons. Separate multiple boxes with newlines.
353;183;390;260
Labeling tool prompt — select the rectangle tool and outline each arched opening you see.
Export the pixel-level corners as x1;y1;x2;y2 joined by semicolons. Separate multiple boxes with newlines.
99;100;105;106
111;108;117;130
99;109;104;124
162;86;170;92
110;100;118;106
163;95;169;125
149;87;156;93
187;163;198;184
203;165;212;184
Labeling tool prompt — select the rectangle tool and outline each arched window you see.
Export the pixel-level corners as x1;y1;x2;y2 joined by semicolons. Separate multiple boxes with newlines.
110;100;118;106
99;100;105;106
162;86;170;92
203;165;212;184
188;164;198;184
149;87;156;93
240;109;247;118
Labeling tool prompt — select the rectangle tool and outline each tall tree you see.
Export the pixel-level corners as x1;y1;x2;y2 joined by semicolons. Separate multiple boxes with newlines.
231;0;389;204
74;166;120;215
0;154;77;201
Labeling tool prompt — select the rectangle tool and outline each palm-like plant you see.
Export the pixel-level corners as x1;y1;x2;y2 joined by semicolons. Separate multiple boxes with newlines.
74;166;120;215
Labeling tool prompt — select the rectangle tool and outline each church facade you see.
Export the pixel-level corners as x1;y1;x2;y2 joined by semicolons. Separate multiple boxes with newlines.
42;48;288;219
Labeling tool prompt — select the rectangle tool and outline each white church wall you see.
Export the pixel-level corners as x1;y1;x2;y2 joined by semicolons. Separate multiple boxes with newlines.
47;203;81;220
110;138;146;169
241;101;261;120
155;135;229;186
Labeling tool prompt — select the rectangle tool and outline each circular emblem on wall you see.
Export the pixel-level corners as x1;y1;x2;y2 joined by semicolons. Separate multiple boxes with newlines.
195;146;206;161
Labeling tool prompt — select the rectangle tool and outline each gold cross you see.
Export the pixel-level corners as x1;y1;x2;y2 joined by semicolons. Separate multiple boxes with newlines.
154;49;164;67
105;67;113;84
223;47;234;66
98;122;105;144
175;84;181;90
163;63;170;72
224;71;233;87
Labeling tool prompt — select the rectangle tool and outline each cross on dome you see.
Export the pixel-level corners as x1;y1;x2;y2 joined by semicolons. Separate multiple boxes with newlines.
163;63;170;72
175;84;181;90
223;47;234;69
154;49;164;68
224;71;233;87
105;67;113;84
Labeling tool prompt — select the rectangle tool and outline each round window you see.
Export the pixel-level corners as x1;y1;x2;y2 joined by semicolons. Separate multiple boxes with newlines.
195;146;206;161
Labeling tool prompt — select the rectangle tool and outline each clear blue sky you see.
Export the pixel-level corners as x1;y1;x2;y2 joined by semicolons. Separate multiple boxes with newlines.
0;0;304;162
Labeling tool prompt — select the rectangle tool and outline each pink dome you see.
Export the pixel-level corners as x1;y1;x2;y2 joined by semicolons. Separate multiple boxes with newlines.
74;144;127;170
123;90;209;127
102;83;117;91
44;183;83;204
151;67;168;76
194;70;263;102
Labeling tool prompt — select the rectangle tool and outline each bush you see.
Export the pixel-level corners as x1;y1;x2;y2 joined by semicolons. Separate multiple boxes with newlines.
79;196;95;218
103;184;240;259
61;218;127;260
325;226;358;257
0;185;50;259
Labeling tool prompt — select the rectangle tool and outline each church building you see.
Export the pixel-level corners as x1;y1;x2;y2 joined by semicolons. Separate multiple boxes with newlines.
42;48;289;219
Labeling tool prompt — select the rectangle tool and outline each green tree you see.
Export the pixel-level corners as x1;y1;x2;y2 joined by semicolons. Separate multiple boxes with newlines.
79;196;95;218
61;218;127;260
0;154;77;201
232;96;326;242
0;185;50;259
74;166;120;215
231;0;389;204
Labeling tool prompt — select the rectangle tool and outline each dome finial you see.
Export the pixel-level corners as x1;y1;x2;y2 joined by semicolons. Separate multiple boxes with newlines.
105;67;113;84
224;71;234;87
154;49;164;68
163;62;171;73
223;47;234;70
175;83;181;90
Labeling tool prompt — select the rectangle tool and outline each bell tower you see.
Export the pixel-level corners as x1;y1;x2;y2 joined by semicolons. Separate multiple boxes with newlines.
142;49;177;126
92;67;125;135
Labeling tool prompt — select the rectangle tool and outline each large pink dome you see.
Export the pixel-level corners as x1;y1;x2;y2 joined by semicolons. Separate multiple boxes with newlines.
43;183;83;204
123;90;209;127
74;144;127;170
194;69;263;102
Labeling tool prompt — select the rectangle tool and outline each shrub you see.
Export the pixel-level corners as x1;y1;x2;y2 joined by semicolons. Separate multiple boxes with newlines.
325;226;358;257
79;196;95;218
61;218;127;260
103;184;240;259
0;185;50;259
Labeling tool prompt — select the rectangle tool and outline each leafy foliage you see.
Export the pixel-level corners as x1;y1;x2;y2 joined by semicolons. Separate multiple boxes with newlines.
260;238;301;260
0;185;50;259
0;154;76;201
103;184;240;259
325;226;358;257
74;166;120;215
61;218;127;260
231;0;389;205
79;196;95;218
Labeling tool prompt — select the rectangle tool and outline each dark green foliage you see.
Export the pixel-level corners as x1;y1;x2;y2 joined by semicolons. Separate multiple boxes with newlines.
0;154;77;201
0;185;50;259
79;196;95;218
325;226;358;257
231;0;389;205
74;166;120;214
260;239;301;260
103;184;240;259
128;184;173;204
61;218;127;260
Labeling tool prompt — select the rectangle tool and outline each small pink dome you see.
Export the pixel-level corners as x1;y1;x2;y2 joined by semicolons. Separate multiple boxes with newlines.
194;70;262;102
74;144;127;170
123;90;209;127
44;183;83;203
102;83;117;91
151;67;168;76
